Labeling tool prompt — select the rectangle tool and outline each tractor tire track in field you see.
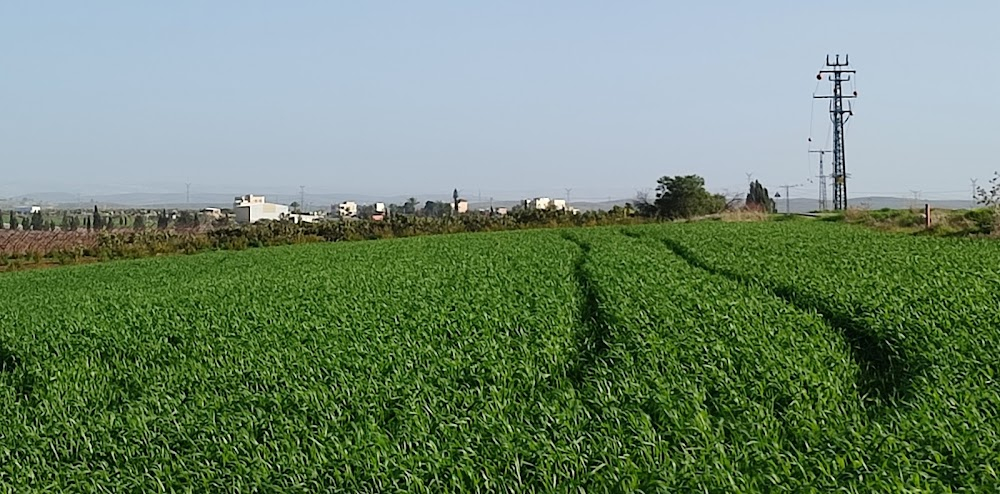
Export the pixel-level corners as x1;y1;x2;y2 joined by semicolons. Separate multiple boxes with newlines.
622;229;911;409
560;233;613;388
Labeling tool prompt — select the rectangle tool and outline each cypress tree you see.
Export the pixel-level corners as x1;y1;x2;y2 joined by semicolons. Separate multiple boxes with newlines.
746;180;776;213
92;205;103;229
30;211;44;231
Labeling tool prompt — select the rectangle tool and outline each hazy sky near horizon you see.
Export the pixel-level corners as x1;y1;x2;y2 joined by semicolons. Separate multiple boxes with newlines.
1;1;997;201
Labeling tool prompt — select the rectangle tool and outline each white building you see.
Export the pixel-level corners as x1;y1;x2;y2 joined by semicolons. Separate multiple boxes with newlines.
337;201;358;217
15;206;41;214
200;207;223;219
451;199;469;214
290;212;321;224
528;197;551;210
234;194;290;224
522;197;569;211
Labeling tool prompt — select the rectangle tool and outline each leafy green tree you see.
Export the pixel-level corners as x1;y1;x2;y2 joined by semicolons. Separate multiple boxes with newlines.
745;180;776;213
420;201;452;218
975;172;1000;210
8;211;14;230
61;213;71;230
84;216;91;231
30;211;44;231
403;197;418;215
69;216;80;231
133;215;146;230
47;220;56;231
653;175;726;219
628;190;657;217
21;216;30;231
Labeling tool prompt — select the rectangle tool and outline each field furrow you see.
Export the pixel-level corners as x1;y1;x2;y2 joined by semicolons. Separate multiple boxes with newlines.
630;221;1000;490
561;228;865;491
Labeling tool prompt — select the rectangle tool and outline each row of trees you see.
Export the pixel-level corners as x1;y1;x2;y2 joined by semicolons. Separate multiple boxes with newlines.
0;205;209;232
2;174;770;234
630;175;777;219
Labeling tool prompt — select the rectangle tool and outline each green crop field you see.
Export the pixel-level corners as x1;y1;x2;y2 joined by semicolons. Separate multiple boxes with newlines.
1;223;999;491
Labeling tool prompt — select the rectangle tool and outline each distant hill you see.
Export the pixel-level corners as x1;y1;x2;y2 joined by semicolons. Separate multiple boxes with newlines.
782;197;976;213
0;191;976;214
4;192;421;211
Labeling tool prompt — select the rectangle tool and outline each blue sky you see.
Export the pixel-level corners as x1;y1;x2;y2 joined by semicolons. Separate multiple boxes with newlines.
0;1;996;201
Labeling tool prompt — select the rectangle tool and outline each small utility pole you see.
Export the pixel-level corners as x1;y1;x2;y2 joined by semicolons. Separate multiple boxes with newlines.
809;150;832;211
777;184;803;214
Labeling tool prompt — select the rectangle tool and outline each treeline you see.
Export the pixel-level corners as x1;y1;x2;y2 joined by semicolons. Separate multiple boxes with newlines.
0;207;645;269
0;173;767;269
628;174;779;218
0;206;211;232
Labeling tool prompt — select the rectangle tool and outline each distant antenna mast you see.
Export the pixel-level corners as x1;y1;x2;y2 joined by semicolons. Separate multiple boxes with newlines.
185;183;191;205
815;54;857;210
809;149;832;211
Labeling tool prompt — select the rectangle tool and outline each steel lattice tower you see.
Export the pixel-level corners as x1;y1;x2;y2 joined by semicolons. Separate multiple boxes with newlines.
810;149;831;211
814;55;857;210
